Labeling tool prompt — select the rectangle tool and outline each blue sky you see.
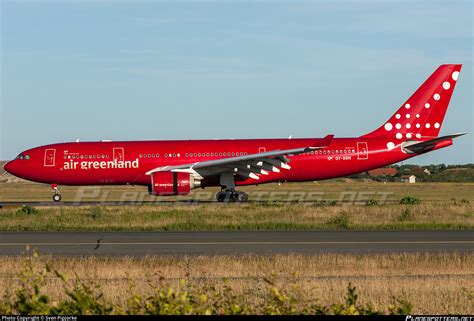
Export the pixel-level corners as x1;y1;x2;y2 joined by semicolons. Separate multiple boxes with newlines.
1;1;472;164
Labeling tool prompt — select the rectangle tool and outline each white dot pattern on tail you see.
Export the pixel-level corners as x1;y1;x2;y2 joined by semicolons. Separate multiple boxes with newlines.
452;71;459;81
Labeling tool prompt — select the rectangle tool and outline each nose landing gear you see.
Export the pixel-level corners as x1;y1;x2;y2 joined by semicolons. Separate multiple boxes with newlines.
51;184;62;202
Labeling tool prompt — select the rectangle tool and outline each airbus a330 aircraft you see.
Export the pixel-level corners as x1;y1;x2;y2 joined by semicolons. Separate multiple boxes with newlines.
4;64;466;202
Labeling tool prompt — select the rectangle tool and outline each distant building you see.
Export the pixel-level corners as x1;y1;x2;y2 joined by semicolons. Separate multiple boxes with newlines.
367;167;397;177
400;175;416;183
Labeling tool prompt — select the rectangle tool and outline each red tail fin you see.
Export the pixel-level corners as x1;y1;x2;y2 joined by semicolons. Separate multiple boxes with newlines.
362;64;462;140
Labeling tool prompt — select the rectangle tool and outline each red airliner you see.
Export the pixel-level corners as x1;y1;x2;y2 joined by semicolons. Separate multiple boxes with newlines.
4;64;466;202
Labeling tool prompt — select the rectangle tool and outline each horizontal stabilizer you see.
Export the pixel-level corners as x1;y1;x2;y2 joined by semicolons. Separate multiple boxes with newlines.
403;133;467;154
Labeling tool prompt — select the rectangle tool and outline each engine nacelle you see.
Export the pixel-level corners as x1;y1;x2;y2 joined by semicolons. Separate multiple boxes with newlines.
149;171;200;196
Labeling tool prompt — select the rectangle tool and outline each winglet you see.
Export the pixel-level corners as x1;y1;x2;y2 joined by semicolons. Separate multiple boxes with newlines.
310;134;334;149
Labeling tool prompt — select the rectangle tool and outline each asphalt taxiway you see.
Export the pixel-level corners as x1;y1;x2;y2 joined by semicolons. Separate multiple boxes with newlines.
0;231;472;256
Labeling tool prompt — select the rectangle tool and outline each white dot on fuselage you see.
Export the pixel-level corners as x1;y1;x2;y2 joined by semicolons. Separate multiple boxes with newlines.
396;114;401;119
384;123;393;131
434;94;440;101
425;123;431;128
434;122;440;128
396;123;402;129
386;142;395;150
406;123;411;129
442;81;451;90
406;133;412;139
406;114;410;119
425;103;430;108
405;103;410;109
396;133;402;139
416;133;421;139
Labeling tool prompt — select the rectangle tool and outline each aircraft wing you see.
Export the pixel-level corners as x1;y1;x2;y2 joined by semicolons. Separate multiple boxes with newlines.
146;134;334;180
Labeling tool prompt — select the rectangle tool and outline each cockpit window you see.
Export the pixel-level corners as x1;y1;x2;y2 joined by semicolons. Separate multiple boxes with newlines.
24;155;30;160
15;154;30;160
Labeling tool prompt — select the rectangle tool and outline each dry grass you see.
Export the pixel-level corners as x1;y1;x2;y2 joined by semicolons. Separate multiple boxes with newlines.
1;253;472;314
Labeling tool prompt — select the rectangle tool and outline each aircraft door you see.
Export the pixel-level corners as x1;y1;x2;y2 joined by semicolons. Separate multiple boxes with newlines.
44;149;56;167
113;147;125;162
357;142;368;160
113;147;124;161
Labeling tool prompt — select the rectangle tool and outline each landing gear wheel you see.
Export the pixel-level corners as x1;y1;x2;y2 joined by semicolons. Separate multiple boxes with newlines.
216;190;249;203
53;194;62;202
216;191;227;202
236;192;248;203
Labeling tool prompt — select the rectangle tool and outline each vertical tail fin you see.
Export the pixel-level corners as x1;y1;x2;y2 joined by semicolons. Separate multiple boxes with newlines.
362;64;462;140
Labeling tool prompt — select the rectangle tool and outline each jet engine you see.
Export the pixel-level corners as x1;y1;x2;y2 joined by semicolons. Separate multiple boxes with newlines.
149;171;201;196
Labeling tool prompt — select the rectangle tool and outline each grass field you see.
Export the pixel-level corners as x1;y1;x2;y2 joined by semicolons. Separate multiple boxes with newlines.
0;201;473;231
1;252;473;314
1;182;473;314
1;181;474;202
1;182;473;231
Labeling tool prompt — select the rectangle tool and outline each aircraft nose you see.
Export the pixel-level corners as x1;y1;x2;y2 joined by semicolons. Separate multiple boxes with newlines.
3;160;22;178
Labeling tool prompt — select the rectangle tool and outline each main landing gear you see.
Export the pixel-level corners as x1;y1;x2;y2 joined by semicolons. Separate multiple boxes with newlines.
216;189;249;203
51;184;62;202
216;173;249;203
